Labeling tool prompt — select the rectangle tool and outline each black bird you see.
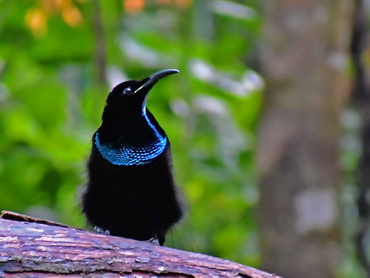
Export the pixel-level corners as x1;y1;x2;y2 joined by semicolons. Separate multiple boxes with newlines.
82;69;184;245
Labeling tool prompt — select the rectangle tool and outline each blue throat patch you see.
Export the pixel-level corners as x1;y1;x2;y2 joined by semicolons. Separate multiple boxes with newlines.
94;105;167;166
94;133;167;166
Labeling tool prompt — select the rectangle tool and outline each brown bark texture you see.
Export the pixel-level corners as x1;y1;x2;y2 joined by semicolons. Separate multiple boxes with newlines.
0;215;280;278
258;1;353;278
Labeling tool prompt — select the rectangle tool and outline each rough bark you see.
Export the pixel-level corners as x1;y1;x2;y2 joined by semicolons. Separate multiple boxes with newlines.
257;1;353;278
0;214;280;278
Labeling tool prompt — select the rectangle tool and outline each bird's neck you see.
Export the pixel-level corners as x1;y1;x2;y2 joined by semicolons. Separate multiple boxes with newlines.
94;105;168;166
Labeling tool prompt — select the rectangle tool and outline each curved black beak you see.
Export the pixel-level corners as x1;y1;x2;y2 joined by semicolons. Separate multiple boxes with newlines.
135;69;179;94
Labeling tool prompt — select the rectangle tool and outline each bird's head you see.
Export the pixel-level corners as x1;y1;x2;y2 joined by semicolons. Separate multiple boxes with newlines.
103;69;179;121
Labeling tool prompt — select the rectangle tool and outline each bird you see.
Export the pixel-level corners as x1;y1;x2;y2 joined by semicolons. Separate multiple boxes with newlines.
81;69;185;246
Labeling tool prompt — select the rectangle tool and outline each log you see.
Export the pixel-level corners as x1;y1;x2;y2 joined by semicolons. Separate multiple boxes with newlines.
0;211;281;278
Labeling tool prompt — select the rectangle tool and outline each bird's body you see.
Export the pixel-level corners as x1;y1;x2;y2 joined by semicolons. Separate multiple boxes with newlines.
82;69;184;245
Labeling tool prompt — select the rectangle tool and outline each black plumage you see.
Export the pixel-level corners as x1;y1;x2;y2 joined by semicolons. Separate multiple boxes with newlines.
82;69;184;245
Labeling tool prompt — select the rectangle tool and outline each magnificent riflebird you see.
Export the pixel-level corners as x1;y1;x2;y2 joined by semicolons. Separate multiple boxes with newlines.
82;69;184;245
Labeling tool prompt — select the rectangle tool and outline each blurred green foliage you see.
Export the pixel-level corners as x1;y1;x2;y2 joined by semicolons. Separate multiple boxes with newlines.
0;0;263;266
0;2;366;277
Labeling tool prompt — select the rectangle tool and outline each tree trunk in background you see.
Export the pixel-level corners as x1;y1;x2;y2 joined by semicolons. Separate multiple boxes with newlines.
257;1;353;278
351;0;370;276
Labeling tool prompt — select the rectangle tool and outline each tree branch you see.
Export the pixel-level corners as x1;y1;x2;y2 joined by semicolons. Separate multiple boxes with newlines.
0;213;280;278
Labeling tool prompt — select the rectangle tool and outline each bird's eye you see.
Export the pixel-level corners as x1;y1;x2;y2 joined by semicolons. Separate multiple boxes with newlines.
123;87;132;94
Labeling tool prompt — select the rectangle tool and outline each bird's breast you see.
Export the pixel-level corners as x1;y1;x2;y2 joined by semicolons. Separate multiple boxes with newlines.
94;132;167;166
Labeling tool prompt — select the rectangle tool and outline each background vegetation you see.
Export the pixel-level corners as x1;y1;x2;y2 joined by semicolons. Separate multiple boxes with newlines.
0;0;262;262
0;1;364;277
